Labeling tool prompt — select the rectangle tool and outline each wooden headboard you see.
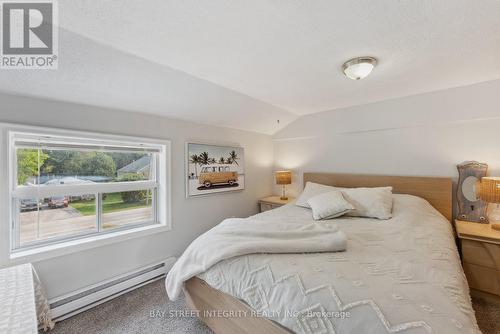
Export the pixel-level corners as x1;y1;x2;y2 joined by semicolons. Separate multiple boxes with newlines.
304;173;453;222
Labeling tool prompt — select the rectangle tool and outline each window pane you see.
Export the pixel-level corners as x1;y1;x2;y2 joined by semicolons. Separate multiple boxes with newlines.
18;194;97;247
12;131;164;251
17;148;43;186
101;190;154;230
34;149;154;185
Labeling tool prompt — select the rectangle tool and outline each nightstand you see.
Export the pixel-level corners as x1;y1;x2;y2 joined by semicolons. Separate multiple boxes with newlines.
258;196;295;212
455;220;500;298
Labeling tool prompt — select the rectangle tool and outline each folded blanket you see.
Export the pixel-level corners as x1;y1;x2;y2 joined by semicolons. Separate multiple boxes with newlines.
166;218;347;300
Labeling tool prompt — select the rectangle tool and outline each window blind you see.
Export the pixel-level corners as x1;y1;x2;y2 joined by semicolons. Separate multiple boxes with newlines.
12;134;162;153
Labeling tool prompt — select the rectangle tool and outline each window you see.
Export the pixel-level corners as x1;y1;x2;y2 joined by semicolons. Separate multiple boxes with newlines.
9;130;169;252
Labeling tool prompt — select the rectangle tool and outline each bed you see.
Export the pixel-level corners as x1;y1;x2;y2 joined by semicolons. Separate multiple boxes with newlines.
182;173;480;334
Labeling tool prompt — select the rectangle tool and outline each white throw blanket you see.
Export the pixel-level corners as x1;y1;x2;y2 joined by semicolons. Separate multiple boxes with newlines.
166;218;347;300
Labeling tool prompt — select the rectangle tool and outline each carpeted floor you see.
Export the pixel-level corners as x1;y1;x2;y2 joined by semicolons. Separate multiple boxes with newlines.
48;279;500;334
48;279;213;334
472;295;500;334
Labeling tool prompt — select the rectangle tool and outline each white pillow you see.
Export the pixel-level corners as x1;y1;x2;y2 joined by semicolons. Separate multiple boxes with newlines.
341;187;393;220
307;191;355;220
296;182;393;219
296;182;336;208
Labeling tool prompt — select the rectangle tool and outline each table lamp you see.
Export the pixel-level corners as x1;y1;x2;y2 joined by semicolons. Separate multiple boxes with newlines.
479;176;500;231
275;171;292;200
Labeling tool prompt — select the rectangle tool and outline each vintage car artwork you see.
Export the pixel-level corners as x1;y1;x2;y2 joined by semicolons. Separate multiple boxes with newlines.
198;165;239;188
186;143;245;197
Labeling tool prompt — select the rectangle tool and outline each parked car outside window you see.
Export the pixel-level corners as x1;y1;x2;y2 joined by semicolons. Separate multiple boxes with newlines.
20;198;40;212
48;196;69;208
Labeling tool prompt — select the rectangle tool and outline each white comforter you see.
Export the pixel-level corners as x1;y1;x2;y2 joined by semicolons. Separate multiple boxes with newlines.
166;218;347;300
196;195;481;334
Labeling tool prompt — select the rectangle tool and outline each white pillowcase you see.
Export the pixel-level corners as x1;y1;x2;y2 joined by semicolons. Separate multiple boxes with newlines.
296;182;393;219
307;191;355;220
340;186;393;220
296;182;335;208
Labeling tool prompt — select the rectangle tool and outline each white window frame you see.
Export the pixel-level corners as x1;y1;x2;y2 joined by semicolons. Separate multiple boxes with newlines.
0;123;171;262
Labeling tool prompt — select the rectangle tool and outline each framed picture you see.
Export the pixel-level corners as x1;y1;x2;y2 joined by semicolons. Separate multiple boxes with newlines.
186;142;245;197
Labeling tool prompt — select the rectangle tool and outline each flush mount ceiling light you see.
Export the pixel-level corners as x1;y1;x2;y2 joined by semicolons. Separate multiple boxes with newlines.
342;57;377;80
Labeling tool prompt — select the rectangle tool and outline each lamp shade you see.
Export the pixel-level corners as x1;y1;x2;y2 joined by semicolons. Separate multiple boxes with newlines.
479;177;500;204
275;171;291;185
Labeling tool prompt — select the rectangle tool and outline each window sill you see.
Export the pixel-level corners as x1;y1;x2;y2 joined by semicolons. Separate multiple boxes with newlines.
10;224;170;264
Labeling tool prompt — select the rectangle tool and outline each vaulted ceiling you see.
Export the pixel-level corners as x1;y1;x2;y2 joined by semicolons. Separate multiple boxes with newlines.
1;0;500;134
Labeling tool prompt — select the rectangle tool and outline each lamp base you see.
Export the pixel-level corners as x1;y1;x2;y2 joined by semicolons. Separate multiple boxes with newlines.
280;185;288;201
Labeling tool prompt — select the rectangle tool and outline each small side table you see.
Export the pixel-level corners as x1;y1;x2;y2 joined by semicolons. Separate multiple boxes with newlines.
258;196;295;213
455;220;500;298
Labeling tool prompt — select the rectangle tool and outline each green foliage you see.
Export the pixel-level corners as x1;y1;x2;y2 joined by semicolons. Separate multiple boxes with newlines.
118;173;148;203
109;152;145;170
40;151;145;177
64;152;116;177
40;150;76;175
17;149;48;184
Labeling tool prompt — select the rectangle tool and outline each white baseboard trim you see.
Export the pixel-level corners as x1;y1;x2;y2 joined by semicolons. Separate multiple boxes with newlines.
49;257;177;321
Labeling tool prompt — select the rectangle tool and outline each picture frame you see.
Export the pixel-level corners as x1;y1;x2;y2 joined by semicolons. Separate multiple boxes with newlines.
185;142;245;197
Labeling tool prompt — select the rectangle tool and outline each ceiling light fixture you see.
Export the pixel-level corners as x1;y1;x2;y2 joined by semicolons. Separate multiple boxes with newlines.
342;57;377;80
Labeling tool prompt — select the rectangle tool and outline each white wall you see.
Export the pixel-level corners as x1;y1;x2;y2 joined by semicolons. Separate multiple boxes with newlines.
273;79;500;197
0;92;274;299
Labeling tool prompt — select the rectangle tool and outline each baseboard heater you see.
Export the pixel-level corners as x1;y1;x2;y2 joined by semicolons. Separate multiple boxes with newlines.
49;257;176;321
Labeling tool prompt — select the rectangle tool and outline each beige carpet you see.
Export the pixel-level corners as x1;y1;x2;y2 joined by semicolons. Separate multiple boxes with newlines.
48;279;500;334
47;279;212;334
